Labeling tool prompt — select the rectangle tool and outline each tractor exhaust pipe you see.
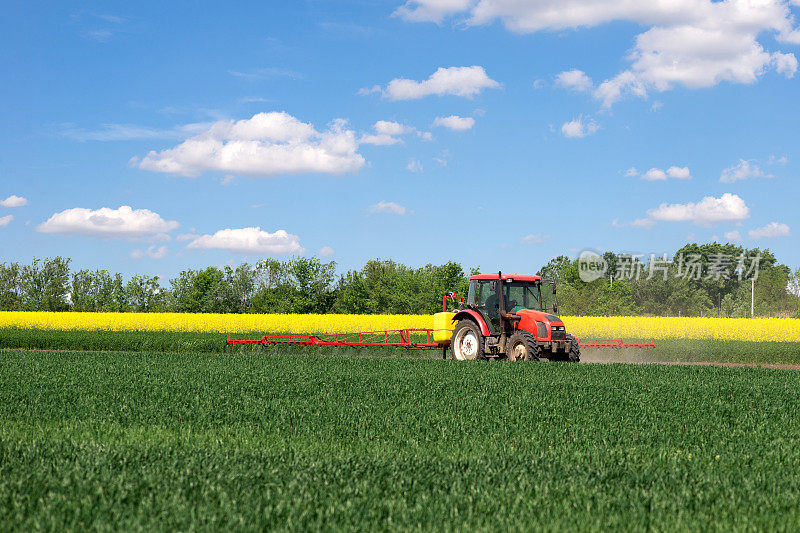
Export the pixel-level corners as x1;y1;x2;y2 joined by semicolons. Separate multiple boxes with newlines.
498;271;505;317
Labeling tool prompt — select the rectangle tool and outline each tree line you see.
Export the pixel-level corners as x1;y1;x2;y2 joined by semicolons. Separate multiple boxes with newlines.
0;242;798;317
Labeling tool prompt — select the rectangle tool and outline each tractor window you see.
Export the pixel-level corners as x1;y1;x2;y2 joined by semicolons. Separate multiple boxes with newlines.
505;282;541;312
468;280;498;311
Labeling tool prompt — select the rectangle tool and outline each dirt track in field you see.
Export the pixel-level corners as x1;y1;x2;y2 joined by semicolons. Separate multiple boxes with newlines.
581;352;800;370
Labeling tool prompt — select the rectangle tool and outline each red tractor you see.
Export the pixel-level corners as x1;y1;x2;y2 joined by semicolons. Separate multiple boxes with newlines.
447;272;580;362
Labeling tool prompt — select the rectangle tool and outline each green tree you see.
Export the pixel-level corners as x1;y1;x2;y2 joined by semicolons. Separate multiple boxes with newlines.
0;262;21;310
19;257;71;311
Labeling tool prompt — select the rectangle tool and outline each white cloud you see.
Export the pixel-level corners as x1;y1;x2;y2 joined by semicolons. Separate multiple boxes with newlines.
614;217;656;228
749;221;790;239
667;166;691;179
398;1;800;106
130;245;168;260
554;69;593;92
773;51;799;76
393;0;473;22
0;195;27;207
407;159;423;172
768;154;788;165
522;233;548;243
0;215;13;227
187;227;304;255
318;246;335;257
369;201;407;215
364;66;500;100
643;168;667;181
360;120;415;145
135;111;365;178
641;166;691;181
37;206;179;238
625;167;639;177
647;193;749;225
561;116;599;138
432;115;475;131
631;218;657;228
724;230;742;241
61;122;212;142
720;159;773;183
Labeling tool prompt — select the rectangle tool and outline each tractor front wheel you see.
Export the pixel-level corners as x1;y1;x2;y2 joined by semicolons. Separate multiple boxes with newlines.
566;334;581;362
506;331;542;361
452;320;485;360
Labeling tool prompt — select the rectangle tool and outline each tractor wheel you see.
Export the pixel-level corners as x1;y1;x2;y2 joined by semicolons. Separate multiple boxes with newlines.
451;320;485;360
506;331;542;361
566;334;581;362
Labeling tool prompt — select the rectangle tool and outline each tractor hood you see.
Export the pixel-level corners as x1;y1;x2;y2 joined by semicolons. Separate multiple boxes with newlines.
516;309;563;325
515;309;565;339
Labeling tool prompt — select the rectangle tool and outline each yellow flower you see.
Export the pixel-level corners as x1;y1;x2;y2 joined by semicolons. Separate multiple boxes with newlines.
0;311;797;341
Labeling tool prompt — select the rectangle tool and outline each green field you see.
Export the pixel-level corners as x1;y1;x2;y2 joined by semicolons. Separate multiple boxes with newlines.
3;327;800;364
2;349;800;530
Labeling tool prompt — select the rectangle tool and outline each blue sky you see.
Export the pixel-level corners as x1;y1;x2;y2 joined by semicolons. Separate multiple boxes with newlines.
2;0;799;279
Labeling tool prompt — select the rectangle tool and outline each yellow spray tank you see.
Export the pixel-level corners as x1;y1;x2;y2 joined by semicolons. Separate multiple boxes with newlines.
432;311;456;344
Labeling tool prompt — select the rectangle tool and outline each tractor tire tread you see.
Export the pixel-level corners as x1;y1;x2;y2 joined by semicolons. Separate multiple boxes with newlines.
566;334;581;363
506;331;542;362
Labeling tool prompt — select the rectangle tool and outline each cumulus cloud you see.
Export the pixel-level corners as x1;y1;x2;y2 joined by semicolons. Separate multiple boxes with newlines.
613;217;656;228
130;245;168;260
720;159;773;183
625;167;639;177
396;1;800;106
135;111;365;178
749;221;790;239
360;120;415;145
554;69;593;92
362;66;500;100
187;227;304;255
432;115;475;131
643;168;667;181
724;230;742;241
0;215;13;227
641;166;692;181
37;206;179;238
369;201;407;215
392;0;473;22
0;195;27;207
561;116;599;138
631;218;657;228
318;246;335;257
647;193;749;226
522;233;548;243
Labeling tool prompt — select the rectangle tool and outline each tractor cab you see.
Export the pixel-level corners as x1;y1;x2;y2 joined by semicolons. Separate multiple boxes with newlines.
466;274;557;332
444;272;580;362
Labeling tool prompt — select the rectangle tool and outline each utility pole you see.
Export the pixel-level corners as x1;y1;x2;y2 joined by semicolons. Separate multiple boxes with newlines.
751;277;755;318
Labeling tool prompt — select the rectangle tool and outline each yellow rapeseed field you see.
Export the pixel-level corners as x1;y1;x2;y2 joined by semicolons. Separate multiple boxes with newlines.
0;312;798;342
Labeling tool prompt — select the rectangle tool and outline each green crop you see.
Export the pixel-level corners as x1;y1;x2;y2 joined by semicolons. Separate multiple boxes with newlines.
2;350;800;530
3;327;800;364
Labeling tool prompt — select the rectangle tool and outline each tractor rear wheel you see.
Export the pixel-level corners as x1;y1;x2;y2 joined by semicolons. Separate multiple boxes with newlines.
566;334;581;362
452;320;485;360
506;331;542;361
